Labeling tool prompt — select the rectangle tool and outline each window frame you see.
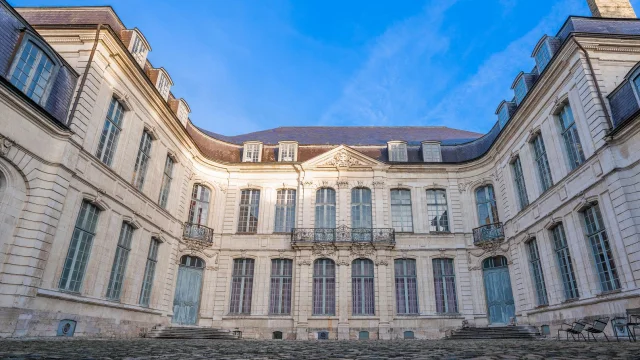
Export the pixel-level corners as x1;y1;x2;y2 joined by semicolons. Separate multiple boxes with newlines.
243;142;262;163
352;258;375;316
557;103;585;171
421;141;442;162
394;258;419;315
269;259;293;315
278;142;298;162
315;188;336;229
582;204;620;293
237;189;260;234
475;185;499;226
8;35;59;105
158;155;175;209
432;258;458;314
511;155;529;211
551;223;579;300
188;184;211;226
388;141;408;162
390;189;413;233
530;133;553;193
105;222;135;301
138;237;160;307
526;238;549;306
351;187;372;230
274;189;296;233
229;258;255;314
95;97;126;167
312;258;336;316
132;130;153;191
426;189;449;233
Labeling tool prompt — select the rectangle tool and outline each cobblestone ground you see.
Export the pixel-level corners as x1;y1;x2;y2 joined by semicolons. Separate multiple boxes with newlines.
1;338;640;359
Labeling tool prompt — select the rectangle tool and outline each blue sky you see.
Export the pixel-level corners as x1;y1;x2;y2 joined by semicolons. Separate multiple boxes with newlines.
10;0;640;135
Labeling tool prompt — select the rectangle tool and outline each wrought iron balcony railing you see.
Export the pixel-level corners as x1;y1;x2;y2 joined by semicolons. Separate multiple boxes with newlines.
472;222;505;246
183;222;214;244
291;225;395;245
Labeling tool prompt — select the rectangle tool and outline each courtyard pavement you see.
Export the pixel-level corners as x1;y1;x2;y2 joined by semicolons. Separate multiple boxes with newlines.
1;338;640;359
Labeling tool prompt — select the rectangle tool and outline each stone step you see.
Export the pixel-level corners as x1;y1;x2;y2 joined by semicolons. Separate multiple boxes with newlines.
146;326;240;340
448;326;541;340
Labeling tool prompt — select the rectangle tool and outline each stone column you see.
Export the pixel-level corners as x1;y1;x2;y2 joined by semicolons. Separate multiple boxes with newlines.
337;252;350;340
376;252;391;340
295;252;311;340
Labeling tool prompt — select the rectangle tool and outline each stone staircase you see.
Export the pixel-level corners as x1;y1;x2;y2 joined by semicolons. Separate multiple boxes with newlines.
146;326;241;339
447;325;542;340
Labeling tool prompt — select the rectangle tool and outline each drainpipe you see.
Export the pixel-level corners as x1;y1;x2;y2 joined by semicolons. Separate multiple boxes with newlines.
67;23;104;124
572;37;614;132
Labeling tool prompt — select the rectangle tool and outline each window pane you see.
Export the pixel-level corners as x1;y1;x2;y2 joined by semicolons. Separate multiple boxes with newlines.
395;259;418;314
532;135;553;192
315;188;336;229
584;205;620;292
158;155;175;208
238;190;260;233
526;239;548;306
313;259;336;315
139;239;160;306
391;189;413;232
269;259;293;314
433;259;457;313
275;189;296;233
352;259;375;315
59;201;100;292
475;185;498;225
95;98;125;166
552;224;579;300
351;188;372;230
10;41;54;104
230;258;255;314
106;222;134;300
559;105;585;170
132;131;153;190
511;157;529;211
426;189;449;232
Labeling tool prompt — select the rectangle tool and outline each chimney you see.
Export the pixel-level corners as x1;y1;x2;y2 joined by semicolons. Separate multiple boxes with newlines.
587;0;636;18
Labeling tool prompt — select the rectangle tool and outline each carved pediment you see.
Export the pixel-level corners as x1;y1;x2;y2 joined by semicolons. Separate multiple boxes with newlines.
303;145;382;169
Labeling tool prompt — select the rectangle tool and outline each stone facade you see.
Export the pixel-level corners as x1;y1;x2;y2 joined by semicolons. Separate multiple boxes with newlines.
1;0;640;340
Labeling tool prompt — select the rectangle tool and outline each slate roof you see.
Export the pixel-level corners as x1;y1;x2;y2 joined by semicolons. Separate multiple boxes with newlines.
197;126;482;146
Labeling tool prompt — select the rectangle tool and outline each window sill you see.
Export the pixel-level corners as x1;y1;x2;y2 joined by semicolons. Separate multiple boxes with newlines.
534;305;549;309
429;231;452;235
596;289;622;297
37;288;162;315
235;232;258;236
310;316;338;319
561;298;580;304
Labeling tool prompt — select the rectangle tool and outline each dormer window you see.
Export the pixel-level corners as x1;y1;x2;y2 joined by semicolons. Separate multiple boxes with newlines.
532;36;560;74
512;73;530;106
278;141;298;162
157;73;171;100
127;30;150;66
9;39;56;105
388;141;408;162
421;141;442;162
496;100;516;129
243;142;262;162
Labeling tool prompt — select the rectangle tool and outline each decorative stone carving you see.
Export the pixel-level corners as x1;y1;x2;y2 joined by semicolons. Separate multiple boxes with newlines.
323;150;364;167
372;180;385;189
337;258;351;267
301;180;315;188
457;182;467;193
349;243;375;259
297;259;312;266
0;135;15;156
335;180;349;189
375;256;389;266
278;250;286;259
312;244;336;257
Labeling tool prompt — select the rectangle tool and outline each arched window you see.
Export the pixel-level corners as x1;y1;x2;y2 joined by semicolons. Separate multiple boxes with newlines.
313;259;335;315
9;39;56;105
475;185;498;225
351;188;372;241
180;255;205;268
269;259;293;314
188;185;211;226
482;255;508;269
433;258;458;314
352;258;375;315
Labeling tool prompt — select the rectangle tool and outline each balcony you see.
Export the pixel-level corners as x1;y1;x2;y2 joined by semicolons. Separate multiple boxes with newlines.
291;224;395;246
183;222;214;244
472;222;505;246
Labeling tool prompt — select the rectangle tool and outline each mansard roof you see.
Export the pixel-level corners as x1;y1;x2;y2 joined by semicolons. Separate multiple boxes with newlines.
197;126;482;146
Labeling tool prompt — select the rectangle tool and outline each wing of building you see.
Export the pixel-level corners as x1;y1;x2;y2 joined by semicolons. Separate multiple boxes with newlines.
1;0;640;340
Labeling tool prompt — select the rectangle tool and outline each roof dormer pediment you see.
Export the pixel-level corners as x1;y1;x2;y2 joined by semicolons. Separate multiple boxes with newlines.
302;145;384;170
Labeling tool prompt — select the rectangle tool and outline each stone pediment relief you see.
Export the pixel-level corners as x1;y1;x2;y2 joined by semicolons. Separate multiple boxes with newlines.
303;145;382;169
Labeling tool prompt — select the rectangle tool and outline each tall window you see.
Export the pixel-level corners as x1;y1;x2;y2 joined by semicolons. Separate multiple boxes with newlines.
243;143;261;162
388;142;408;162
526;239;548;306
583;204;620;292
395;259;418;314
426;189;449;232
531;134;553;192
433;259;458;313
315;188;336;228
132;130;153;190
230;258;255;314
139;238;160;306
551;224;579;300
105;222;134;300
59;201;100;292
313;259;335;315
391;189;413;232
351;188;372;239
475;185;498;225
158;155;175;208
511;156;529;211
274;189;296;233
352;259;375;315
238;189;260;233
269;259;292;314
10;40;54;104
95;97;125;166
188;185;211;225
558;104;585;170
